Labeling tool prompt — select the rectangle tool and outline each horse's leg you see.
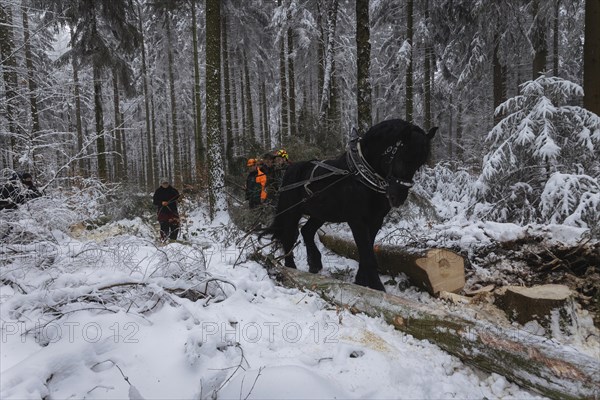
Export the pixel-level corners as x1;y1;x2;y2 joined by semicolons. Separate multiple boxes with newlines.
348;221;385;291
301;218;324;273
280;212;302;269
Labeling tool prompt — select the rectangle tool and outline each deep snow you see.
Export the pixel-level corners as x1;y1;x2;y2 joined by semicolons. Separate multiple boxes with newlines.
1;205;594;399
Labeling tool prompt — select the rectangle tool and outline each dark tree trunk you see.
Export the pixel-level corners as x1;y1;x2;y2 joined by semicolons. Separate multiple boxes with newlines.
279;0;289;142
553;0;560;76
70;27;85;175
531;0;548;78
287;26;297;138
138;5;155;188
165;12;180;184
22;6;40;135
192;0;205;170
423;0;432;131
583;0;600;115
493;32;506;125
0;2;18;165
405;0;414;123
244;50;255;141
222;11;234;173
356;0;372;132
206;0;225;218
93;64;107;181
112;68;124;180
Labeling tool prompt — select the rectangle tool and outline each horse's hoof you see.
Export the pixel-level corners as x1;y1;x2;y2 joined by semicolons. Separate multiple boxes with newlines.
355;276;386;292
308;266;322;274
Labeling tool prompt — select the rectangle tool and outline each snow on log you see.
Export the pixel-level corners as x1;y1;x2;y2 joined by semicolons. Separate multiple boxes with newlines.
496;284;577;328
253;252;600;400
318;231;465;295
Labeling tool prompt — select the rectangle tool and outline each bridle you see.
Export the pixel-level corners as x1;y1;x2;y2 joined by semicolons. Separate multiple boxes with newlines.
346;138;414;194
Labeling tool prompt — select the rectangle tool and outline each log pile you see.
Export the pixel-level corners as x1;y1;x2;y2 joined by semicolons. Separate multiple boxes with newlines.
252;252;600;400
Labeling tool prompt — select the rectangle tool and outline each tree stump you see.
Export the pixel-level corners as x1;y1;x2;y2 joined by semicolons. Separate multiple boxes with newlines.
318;231;465;295
496;284;577;329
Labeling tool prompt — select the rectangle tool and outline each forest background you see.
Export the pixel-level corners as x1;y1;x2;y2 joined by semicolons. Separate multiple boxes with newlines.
0;0;598;228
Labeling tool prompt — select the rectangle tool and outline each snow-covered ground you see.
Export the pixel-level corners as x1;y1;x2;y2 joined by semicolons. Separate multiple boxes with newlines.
0;206;553;400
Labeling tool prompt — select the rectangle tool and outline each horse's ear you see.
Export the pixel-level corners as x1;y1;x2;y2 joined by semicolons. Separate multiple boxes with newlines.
427;127;438;140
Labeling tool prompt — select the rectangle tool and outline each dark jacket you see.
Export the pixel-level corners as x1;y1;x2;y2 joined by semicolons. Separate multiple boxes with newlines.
153;185;180;221
245;170;262;207
0;182;20;210
19;182;41;203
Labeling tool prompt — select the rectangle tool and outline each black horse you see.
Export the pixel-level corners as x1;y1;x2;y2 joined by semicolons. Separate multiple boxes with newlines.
266;119;436;291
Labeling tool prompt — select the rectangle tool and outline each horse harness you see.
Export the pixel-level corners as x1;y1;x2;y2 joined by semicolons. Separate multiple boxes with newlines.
278;138;414;196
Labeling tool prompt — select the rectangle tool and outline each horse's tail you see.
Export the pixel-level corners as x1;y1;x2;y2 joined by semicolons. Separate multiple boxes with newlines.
258;161;310;243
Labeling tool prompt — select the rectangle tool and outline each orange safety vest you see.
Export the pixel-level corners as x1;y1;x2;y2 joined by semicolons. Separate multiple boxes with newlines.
256;167;267;201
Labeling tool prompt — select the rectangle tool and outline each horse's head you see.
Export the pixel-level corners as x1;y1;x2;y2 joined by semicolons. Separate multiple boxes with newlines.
361;120;437;208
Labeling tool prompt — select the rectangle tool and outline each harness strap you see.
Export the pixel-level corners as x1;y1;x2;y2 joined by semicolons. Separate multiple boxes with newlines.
278;160;350;193
346;139;388;193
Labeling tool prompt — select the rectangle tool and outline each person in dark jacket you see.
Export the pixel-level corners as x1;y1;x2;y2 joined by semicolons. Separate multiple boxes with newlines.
0;173;21;210
153;177;180;241
245;159;262;209
19;173;41;203
267;149;290;205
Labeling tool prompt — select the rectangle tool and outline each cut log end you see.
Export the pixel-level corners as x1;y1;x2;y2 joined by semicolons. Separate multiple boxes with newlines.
496;284;576;327
414;249;465;295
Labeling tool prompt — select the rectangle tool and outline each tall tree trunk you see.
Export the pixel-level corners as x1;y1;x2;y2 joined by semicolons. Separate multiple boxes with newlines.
261;79;270;148
316;0;325;109
531;0;548;78
138;5;155;188
0;2;18;166
405;0;414;123
165;12;180;184
448;94;454;159
112;68;124;180
356;0;372;132
328;63;341;144
150;85;158;184
493;31;506;125
93;64;108;181
279;0;289;142
22;5;40;135
456;102;463;160
191;0;205;170
583;0;600;115
287;26;297;138
222;11;234;173
423;0;432;131
206;0;226;219
70;27;85;175
553;0;560;76
244;50;255;142
319;0;339;122
230;70;239;153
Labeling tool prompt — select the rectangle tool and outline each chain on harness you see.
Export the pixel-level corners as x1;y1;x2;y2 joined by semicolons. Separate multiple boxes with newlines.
346;138;414;193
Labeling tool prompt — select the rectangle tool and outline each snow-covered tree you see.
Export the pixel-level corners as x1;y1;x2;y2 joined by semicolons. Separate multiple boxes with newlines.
477;75;600;227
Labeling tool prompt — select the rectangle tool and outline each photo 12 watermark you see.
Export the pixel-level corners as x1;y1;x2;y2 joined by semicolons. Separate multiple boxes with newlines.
1;321;140;345
200;321;340;345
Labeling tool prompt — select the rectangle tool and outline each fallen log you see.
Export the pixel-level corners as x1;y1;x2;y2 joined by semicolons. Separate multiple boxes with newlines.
253;252;600;400
318;231;465;295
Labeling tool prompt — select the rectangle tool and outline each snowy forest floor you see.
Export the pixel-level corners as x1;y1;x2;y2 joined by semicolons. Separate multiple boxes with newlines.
1;196;598;399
